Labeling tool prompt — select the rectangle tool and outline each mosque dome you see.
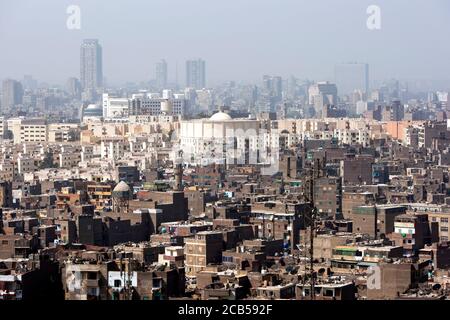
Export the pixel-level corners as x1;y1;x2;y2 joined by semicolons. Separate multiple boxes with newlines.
82;104;103;117
85;104;100;110
209;112;232;122
112;181;131;199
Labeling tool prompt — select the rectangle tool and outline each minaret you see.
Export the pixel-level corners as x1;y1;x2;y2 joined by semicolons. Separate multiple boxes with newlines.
0;208;4;235
174;164;183;191
174;150;183;192
112;181;131;214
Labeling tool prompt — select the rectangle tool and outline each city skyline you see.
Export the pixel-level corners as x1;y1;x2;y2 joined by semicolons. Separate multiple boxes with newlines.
0;0;450;88
3;0;450;306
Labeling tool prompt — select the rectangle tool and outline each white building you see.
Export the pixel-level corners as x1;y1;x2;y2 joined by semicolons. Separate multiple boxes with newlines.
356;101;368;115
308;82;338;117
81;104;103;122
103;93;186;119
59;145;82;168
129;94;185;116
17;154;36;174
102;93;130;118
158;246;185;266
81;145;95;163
7;117;47;144
0;117;5;139
100;137;130;160
179;111;277;166
334;128;370;147
48;123;80;143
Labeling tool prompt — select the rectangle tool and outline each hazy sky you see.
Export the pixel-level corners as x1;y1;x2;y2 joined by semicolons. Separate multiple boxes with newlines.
1;0;450;87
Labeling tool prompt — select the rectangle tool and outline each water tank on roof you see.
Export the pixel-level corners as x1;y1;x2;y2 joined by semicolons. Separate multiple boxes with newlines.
161;99;173;114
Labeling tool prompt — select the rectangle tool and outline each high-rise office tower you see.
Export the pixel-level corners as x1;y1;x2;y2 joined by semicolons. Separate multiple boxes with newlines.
80;39;103;92
22;75;38;90
66;77;82;99
287;75;298;99
186;59;206;89
334;63;369;96
308;81;338;118
262;75;283;100
308;82;338;105
155;59;168;89
1;79;23;113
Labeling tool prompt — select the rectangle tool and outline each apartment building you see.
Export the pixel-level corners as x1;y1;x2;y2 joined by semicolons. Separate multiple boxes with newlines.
427;210;450;243
7;117;47;144
184;231;223;275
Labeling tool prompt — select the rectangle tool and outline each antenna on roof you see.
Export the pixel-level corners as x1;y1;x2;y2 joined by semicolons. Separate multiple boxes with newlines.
301;158;324;300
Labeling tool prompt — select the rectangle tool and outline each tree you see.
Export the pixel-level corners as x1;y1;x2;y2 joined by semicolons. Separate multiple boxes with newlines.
40;151;56;169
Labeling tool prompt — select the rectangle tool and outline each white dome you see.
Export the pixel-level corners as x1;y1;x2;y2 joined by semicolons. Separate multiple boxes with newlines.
85;104;100;110
209;112;232;122
113;181;130;193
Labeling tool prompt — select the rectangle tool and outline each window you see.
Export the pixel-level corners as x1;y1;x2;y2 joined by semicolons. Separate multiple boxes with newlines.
87;287;99;296
226;256;233;263
153;279;162;288
324;289;334;297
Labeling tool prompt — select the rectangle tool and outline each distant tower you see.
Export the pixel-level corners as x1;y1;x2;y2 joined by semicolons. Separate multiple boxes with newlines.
1;79;23;113
112;181;131;213
174;151;183;191
186;58;206;89
155;59;168;89
66;77;82;99
334;62;369;96
80;39;103;92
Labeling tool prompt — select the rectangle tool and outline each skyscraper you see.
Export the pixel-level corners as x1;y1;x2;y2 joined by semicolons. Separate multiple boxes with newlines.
66;77;82;99
155;59;168;89
80;39;103;92
1;79;23;113
22;75;38;90
186;59;206;89
334;63;369;96
262;75;283;101
308;81;338;118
